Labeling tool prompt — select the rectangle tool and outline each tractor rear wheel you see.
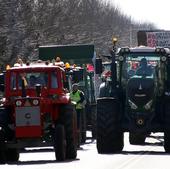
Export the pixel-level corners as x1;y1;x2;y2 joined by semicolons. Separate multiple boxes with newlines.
0;130;6;164
6;148;19;162
164;132;170;152
163;100;170;153
97;98;123;154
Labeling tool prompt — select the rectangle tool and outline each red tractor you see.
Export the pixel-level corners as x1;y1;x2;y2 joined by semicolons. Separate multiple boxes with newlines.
0;61;77;163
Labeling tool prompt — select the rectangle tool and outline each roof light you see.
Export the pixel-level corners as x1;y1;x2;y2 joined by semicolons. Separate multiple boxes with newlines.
112;37;118;44
161;48;165;52
155;48;165;53
125;48;130;52
155;48;160;52
65;62;70;69
120;47;130;53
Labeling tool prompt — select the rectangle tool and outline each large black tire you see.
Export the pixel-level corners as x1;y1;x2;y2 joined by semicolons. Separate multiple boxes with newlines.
61;104;77;159
6;148;19;162
0;130;6;164
129;133;146;145
164;132;170;152
164;100;170;152
54;124;66;161
97;98;124;154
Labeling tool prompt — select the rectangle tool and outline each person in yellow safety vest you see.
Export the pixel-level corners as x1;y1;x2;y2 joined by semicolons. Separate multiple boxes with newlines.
70;83;85;145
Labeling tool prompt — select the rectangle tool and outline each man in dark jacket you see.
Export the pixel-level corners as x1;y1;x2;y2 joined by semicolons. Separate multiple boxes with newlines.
136;58;153;76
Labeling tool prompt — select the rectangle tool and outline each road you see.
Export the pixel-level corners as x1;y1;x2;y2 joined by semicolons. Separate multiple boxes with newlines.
1;132;170;169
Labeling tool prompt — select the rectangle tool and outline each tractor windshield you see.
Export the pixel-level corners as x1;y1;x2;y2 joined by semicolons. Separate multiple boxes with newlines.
10;71;59;90
122;53;160;79
10;72;49;90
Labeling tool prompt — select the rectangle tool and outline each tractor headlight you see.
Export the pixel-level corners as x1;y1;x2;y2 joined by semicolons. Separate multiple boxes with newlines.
128;99;138;110
16;100;22;106
32;99;39;106
144;100;153;110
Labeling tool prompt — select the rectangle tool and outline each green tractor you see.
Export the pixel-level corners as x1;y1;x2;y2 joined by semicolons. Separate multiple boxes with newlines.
95;38;170;153
39;44;97;140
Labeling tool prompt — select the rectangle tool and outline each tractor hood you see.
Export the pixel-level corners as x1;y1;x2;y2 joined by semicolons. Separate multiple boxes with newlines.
127;76;154;108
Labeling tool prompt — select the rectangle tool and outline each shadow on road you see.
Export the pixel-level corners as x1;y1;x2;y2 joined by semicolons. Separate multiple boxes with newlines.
21;148;54;153
120;150;170;156
8;139;96;165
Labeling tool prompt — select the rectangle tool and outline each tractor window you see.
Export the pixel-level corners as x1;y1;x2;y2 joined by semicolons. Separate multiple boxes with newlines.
51;72;58;89
120;53;161;88
28;73;48;87
17;72;48;89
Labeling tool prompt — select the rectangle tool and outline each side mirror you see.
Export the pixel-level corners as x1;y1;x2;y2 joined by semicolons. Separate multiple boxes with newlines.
0;73;5;92
35;84;41;97
0;73;4;84
95;58;103;74
0;84;4;92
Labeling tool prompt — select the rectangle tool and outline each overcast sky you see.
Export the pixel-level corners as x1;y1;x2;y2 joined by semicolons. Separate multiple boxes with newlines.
106;0;170;30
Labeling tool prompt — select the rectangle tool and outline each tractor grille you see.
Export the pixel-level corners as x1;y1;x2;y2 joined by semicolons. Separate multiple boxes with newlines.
127;77;154;106
15;107;40;126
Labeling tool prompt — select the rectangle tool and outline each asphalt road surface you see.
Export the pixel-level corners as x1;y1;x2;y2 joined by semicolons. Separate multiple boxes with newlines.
2;132;170;169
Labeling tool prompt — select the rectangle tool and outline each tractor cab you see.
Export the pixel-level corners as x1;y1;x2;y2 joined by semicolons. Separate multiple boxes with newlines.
117;47;167;114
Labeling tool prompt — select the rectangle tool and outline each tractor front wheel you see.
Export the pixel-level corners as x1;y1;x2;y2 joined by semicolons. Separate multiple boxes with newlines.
54;124;66;161
97;98;124;154
0;130;6;164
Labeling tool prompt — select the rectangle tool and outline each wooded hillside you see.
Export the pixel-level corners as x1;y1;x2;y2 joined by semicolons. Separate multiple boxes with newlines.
0;0;155;66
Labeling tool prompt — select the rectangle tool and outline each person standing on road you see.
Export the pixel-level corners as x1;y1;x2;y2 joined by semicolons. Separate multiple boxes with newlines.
70;83;85;146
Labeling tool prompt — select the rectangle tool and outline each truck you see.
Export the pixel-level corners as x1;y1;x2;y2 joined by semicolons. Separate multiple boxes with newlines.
137;30;170;48
39;44;97;140
95;38;170;153
0;61;77;163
